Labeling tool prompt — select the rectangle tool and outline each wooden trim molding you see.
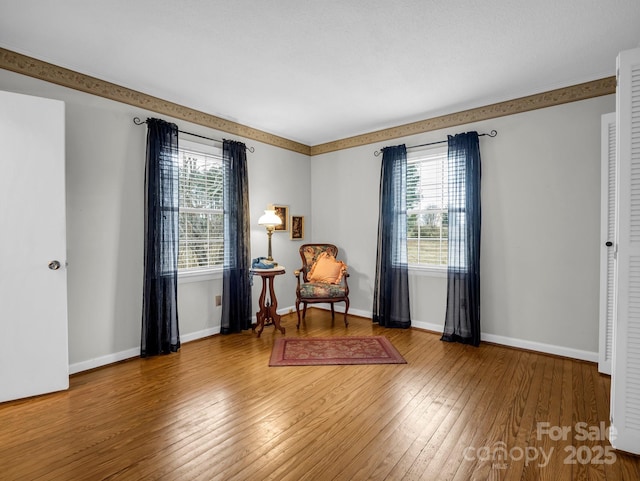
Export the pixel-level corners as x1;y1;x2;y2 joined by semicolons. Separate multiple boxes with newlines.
0;48;310;155
0;48;614;157
310;77;616;155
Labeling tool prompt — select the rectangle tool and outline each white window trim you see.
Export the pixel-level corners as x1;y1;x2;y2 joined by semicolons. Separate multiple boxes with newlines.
178;137;224;276
407;145;449;270
408;265;448;278
178;266;223;283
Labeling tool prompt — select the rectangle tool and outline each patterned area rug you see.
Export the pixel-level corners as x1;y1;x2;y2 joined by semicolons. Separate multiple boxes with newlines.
269;336;407;366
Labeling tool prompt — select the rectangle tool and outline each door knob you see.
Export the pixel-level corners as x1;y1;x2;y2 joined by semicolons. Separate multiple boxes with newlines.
605;241;613;247
48;260;61;270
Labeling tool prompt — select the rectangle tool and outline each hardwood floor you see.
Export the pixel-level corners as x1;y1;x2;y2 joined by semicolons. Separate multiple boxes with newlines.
1;310;638;480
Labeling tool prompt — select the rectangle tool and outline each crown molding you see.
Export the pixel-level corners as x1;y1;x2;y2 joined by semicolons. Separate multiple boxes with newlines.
0;48;311;155
310;77;616;155
0;48;615;157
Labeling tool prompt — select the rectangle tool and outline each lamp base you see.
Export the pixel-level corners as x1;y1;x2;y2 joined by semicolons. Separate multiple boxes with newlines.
266;227;275;261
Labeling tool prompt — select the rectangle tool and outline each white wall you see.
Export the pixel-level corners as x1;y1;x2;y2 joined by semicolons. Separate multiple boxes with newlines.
247;141;312;316
311;95;615;360
0;68;309;372
0;63;615;369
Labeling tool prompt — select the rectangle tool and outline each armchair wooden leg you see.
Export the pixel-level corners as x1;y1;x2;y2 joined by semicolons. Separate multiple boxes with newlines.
343;299;349;327
330;303;335;320
295;299;302;328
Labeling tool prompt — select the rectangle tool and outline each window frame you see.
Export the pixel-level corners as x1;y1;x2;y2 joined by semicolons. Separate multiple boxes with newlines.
177;138;224;282
406;145;449;275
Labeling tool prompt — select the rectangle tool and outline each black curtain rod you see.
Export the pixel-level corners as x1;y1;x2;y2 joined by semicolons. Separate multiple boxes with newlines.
133;117;255;153
373;130;497;157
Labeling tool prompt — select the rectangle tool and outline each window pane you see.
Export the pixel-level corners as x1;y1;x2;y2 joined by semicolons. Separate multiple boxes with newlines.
177;143;224;271
179;149;223;210
407;147;448;267
179;212;223;270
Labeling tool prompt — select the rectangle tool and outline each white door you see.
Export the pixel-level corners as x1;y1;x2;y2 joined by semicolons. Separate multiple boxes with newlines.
611;47;640;455
0;90;69;403
598;112;616;375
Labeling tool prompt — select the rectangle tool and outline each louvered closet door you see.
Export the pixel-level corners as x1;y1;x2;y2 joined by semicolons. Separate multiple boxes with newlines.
611;47;640;455
599;112;616;375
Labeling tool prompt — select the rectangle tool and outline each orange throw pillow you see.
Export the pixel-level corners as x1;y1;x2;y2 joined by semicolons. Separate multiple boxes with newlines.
308;252;346;284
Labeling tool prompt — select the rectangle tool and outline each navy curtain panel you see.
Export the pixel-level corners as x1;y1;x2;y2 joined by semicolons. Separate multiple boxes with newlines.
442;131;482;346
141;118;180;357
373;144;411;328
221;140;252;334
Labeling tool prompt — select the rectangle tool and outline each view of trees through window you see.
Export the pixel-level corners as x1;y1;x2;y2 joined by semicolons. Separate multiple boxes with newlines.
176;142;446;270
178;144;224;271
407;147;448;266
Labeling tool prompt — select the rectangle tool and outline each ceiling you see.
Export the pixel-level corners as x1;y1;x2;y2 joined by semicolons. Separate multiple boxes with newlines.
0;1;638;146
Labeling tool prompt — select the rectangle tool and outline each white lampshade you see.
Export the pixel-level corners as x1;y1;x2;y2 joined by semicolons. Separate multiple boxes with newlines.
258;206;282;227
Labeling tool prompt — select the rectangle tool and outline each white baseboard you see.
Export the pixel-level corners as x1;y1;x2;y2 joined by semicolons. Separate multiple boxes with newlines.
408;320;443;333
313;307;598;363
69;347;140;375
69;326;221;375
480;332;598;363
69;309;597;374
409;319;597;363
307;304;371;319
180;326;220;343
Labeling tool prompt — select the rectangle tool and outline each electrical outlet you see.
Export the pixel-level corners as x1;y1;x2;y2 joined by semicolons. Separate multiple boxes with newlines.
215;295;222;307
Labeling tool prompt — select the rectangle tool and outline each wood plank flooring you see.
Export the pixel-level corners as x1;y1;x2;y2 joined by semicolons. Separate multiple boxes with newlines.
1;310;638;480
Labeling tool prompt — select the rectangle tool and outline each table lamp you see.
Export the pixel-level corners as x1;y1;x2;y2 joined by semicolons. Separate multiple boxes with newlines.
258;205;282;261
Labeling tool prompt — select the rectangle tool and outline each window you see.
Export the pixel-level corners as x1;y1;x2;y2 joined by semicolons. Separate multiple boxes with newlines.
407;146;448;267
178;140;223;272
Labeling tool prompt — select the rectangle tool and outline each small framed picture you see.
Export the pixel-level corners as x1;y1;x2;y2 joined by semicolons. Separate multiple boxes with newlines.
290;215;304;240
273;205;288;231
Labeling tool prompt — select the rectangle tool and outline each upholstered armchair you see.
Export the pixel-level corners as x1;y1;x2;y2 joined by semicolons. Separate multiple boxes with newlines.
294;244;350;328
